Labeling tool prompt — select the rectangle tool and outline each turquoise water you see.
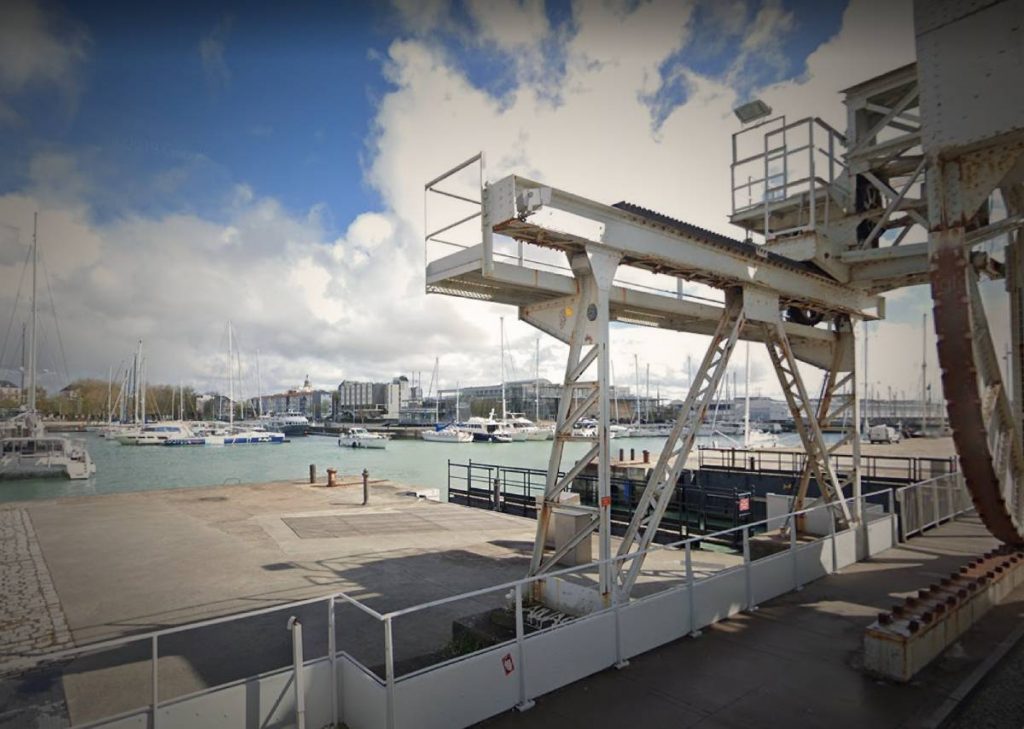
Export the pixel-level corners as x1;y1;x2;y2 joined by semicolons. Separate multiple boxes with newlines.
1;433;693;503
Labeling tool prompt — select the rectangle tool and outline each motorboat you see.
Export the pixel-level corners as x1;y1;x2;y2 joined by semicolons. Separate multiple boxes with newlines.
458;410;515;442
504;413;552;441
339;427;389;449
421;424;473;443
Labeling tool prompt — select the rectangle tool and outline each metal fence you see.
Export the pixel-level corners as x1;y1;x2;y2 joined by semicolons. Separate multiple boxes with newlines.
895;471;974;540
447;460;753;539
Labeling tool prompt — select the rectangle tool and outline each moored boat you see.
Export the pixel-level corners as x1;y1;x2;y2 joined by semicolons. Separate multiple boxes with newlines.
421;424;473;443
339;427;389;449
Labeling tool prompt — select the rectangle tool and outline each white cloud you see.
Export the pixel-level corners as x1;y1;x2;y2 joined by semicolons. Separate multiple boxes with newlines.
1;0;963;407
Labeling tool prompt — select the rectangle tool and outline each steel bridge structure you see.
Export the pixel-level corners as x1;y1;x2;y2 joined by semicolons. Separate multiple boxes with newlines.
424;0;1024;606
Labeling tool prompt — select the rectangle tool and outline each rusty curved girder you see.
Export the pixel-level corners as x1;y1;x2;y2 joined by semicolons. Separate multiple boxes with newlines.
931;172;1024;545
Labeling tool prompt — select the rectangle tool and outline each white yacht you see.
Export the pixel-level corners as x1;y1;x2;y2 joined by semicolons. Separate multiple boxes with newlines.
202;428;286;446
421;424;473;443
458;410;514;443
116;421;196;445
503;413;552;441
339;427;389;449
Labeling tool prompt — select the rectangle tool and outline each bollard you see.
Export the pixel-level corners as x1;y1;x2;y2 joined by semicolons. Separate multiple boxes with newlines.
493;477;501;511
749;456;756;471
309;464;316;484
643;450;650;464
327;468;337;488
362;468;370;505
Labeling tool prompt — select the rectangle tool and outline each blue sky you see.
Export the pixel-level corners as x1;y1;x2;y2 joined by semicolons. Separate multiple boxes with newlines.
0;0;846;231
0;0;946;400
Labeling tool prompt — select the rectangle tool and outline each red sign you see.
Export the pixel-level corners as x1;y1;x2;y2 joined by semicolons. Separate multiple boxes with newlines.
738;497;750;513
600;496;612;507
502;653;515;675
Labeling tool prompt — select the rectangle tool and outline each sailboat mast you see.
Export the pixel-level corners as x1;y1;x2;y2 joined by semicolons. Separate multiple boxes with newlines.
634;354;640;424
140;355;146;423
645;363;650;422
107;366;113;424
256;348;263;418
27;214;37;413
19;323;26;404
921;313;927;434
500;316;507;420
535;335;540;422
743;341;751;447
228;322;234;428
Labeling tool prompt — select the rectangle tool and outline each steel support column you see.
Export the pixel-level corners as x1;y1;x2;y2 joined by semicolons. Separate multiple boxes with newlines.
522;247;621;599
762;318;853;528
788;316;860;530
614;291;746;598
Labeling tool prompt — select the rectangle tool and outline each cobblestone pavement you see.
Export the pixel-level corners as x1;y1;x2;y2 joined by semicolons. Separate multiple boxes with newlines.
0;508;73;669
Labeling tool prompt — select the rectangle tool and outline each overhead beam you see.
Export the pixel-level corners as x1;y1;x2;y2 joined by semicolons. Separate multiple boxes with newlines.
484;175;884;318
427;248;851;369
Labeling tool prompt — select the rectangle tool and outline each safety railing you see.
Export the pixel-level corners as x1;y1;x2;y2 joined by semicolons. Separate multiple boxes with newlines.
697;446;956;484
49;489;902;729
895;471;973;541
731;116;849;238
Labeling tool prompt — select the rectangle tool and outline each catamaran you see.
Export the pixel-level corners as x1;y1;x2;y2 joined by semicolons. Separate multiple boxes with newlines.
0;214;96;481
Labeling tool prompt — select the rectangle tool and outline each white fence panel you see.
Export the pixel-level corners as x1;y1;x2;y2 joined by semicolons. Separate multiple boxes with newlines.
750;551;795;605
796;539;830;583
394;643;519;729
865;515;895;557
340;655;387;729
693;568;745;628
155;662;297;729
619;587;690;659
834;529;858;569
523;612;616;698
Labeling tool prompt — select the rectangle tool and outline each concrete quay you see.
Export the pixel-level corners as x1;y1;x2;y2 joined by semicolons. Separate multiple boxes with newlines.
0;474;738;727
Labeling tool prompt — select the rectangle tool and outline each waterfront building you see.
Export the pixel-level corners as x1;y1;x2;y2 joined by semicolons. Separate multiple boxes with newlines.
256;376;333;422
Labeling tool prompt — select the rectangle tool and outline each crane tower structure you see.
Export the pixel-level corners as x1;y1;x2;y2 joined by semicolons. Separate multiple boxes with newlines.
423;0;1024;606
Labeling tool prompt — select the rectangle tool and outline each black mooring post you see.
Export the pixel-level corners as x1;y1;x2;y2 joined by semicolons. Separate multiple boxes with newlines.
362;468;370;505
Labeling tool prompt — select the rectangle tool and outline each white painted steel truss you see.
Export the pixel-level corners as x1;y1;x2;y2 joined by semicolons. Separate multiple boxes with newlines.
521;248;620;598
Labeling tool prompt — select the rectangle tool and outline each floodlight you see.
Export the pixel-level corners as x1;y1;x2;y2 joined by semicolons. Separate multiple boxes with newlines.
733;99;773;124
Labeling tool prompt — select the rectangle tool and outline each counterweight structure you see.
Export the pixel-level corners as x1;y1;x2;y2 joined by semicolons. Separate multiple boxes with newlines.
424;0;1024;605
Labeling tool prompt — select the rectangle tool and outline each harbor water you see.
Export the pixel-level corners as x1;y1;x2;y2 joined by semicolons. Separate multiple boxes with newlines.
0;431;807;504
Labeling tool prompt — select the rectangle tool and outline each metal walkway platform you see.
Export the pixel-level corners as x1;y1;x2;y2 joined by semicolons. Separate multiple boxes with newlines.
477;513;1018;729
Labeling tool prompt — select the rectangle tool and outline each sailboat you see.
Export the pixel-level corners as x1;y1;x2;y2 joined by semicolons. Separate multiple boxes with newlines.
0;214;96;480
200;323;286;446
